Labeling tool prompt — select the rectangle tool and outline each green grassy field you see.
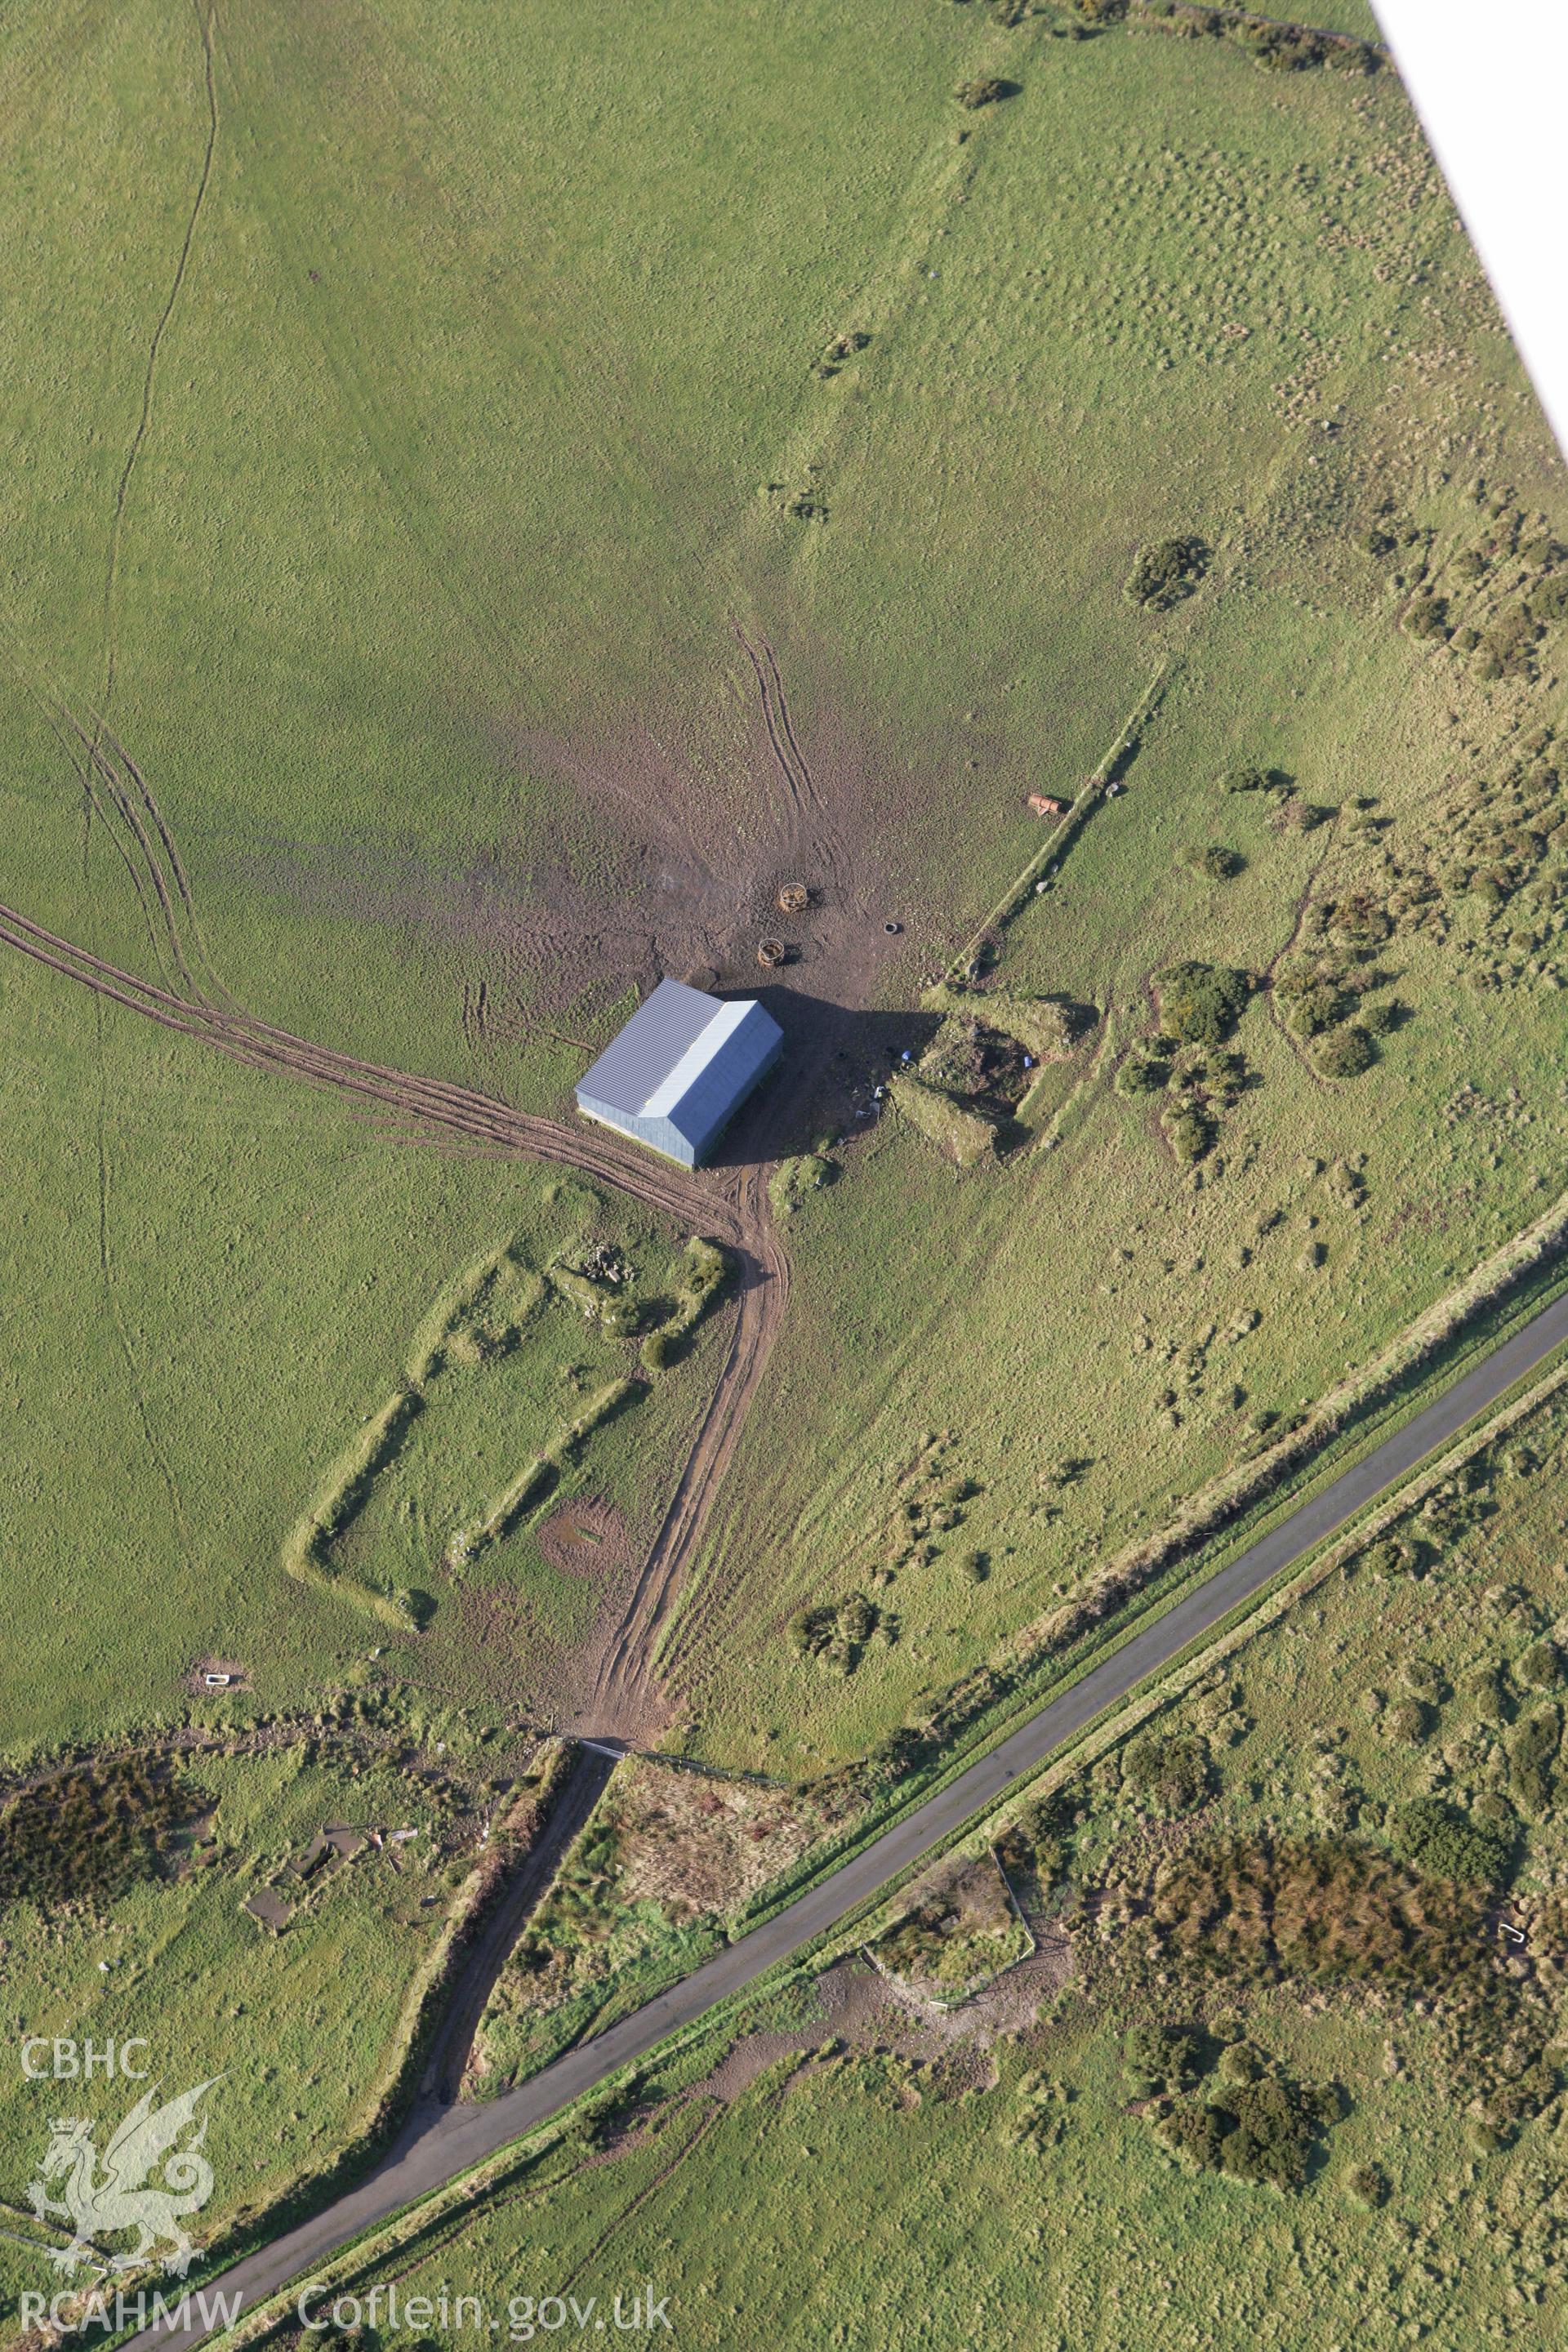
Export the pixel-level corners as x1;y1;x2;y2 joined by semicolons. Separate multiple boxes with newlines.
0;1733;529;2331
3;0;1561;1776
0;991;724;1753
8;0;1568;2309
653;17;1568;1772
292;1381;1568;2352
287;2011;1525;2352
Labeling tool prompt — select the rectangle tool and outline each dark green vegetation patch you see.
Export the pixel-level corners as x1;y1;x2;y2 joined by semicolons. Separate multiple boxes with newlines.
1125;533;1210;608
0;1759;206;1913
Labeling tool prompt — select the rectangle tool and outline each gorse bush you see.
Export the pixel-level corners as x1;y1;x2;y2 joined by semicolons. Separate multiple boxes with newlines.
1204;2069;1337;2187
1348;2161;1391;2208
1123;1730;1211;1814
1165;1102;1216;1164
996;1788;1076;1899
1155;961;1252;1046
1151;2045;1339;2190
1509;1700;1561;1813
955;75;1014;108
1313;1023;1375;1078
1517;1637;1564;1691
1394;1796;1517;1889
1131;0;1379;74
1404;593;1449;640
1116;1046;1171;1097
788;1589;889;1677
1125;534;1209;609
1281;980;1353;1039
1183;844;1245;880
1125;2020;1205;2096
1471;604;1543;681
1221;766;1332;828
1220;760;1279;795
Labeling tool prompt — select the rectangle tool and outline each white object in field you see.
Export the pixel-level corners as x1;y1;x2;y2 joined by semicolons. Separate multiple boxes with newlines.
1375;0;1568;461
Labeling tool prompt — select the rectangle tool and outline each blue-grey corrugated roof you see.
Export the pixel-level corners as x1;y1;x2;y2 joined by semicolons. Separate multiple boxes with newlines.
576;979;783;1151
577;979;720;1117
662;1004;782;1157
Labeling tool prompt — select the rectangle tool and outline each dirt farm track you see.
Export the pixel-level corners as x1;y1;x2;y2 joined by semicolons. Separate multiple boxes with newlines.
112;1265;1568;2352
0;893;788;1741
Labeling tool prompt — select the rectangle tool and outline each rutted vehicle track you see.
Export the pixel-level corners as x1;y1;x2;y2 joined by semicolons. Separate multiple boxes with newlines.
577;1160;787;1735
117;1269;1568;2352
733;619;850;906
0;898;786;1731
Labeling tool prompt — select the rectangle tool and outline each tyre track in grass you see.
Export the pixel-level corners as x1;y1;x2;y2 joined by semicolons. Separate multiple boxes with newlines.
575;1160;790;1739
85;0;220;970
0;900;785;1734
56;0;224;1013
116;1257;1568;2352
732;621;853;911
0;630;203;1000
65;0;220;1552
733;621;807;837
60;700;211;1004
97;0;220;722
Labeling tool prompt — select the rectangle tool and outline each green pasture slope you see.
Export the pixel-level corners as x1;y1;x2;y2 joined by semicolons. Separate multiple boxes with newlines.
0;0;985;1757
0;0;984;1059
662;23;1568;1768
5;0;1568;2340
2;0;1566;1809
0;987;719;1747
0;1742;485;2324
261;1375;1568;2352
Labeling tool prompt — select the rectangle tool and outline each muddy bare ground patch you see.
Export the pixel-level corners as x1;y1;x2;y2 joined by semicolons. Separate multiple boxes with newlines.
243;624;964;1157
534;1497;635;1581
185;1656;249;1694
676;1928;1077;2118
688;2029;821;2105
482;645;956;1142
452;1503;666;1735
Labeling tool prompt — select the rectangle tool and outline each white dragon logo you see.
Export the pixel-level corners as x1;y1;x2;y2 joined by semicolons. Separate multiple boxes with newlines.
27;2078;221;2278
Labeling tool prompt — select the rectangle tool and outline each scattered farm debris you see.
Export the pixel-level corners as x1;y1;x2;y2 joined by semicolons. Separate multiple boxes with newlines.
868;1849;1034;2007
187;1659;248;1695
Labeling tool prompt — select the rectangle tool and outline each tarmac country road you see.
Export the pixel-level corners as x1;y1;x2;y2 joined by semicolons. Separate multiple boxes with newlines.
117;1277;1568;2352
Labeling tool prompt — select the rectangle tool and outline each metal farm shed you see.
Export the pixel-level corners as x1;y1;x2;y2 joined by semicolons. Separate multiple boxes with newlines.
574;978;783;1168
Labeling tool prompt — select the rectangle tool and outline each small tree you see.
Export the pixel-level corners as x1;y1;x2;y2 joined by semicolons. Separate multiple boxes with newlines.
1313;1024;1375;1078
1183;844;1245;880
